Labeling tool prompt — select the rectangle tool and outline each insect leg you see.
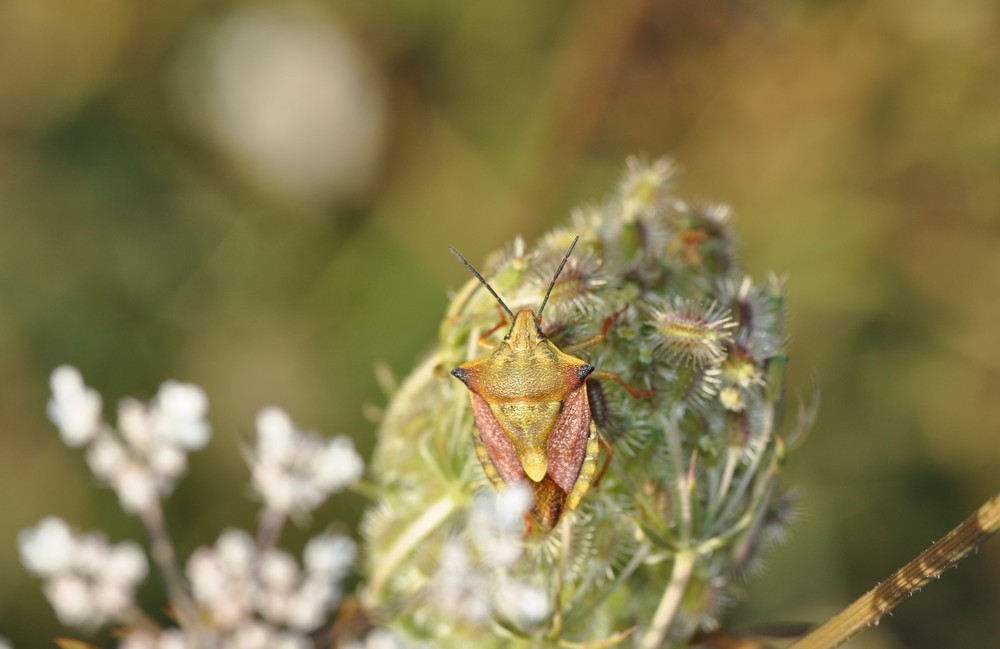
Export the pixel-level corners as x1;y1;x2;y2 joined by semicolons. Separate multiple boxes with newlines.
473;430;507;490
592;428;614;488
565;421;600;511
562;306;628;353
590;370;654;399
478;304;509;349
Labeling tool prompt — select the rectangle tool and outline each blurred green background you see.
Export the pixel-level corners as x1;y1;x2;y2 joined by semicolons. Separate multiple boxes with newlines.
2;1;999;647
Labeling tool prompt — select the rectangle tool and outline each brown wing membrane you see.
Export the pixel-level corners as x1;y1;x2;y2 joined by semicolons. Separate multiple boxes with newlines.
545;386;591;494
470;393;526;483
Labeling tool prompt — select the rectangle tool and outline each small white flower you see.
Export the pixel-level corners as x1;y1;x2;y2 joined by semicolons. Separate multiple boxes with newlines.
250;407;363;514
107;541;149;585
48;365;102;447
0;637;12;649
188;548;226;602
258;548;298;591
73;532;111;574
86;434;128;480
118;398;153;451
494;483;533;527
45;573;93;626
122;629;188;649
224;621;272;649
314;436;364;491
251;463;296;512
147;443;187;479
285;575;335;630
187;530;257;629
364;628;403;649
92;578;131;617
256;586;290;627
119;631;157;649
469;485;532;567
152;381;211;450
115;463;158;513
216;529;255;574
157;629;189;649
433;540;491;623
272;631;312;649
18;517;74;576
256;407;296;463
304;533;356;579
494;580;551;627
211;586;254;630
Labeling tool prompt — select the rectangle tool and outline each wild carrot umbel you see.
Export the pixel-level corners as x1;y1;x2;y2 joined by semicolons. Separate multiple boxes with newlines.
20;369;371;648
362;157;814;648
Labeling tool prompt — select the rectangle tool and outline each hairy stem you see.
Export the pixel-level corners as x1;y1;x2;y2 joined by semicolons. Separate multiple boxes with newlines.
640;549;697;649
362;495;459;609
662;411;693;540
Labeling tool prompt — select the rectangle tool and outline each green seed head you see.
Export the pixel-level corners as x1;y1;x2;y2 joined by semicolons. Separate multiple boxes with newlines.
362;157;812;648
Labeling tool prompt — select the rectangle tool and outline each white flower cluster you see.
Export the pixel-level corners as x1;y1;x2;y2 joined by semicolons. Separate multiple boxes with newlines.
341;628;404;649
47;365;102;446
47;366;211;514
186;528;355;634
110;528;357;647
119;624;311;649
433;485;551;628
468;483;533;568
26;367;374;647
0;636;13;649
18;517;148;627
250;407;364;515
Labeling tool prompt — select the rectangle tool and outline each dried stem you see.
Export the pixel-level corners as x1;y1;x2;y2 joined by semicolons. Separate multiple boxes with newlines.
256;506;287;552
140;498;203;640
789;490;1000;649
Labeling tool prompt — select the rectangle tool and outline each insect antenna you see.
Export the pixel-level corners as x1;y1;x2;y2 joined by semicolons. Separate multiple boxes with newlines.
449;246;515;319
537;235;580;324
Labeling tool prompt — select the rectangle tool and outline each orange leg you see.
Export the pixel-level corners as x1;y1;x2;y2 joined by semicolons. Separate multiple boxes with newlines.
568;306;654;398
478;304;509;349
591;370;654;399
563;306;629;353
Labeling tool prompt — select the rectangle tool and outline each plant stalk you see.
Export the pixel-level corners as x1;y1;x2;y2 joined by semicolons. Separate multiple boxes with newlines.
640;549;697;649
789;491;1000;649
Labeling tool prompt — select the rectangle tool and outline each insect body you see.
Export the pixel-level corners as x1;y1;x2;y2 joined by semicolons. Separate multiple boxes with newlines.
449;237;650;529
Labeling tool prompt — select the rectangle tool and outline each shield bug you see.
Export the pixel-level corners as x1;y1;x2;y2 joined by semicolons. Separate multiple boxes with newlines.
449;237;652;530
